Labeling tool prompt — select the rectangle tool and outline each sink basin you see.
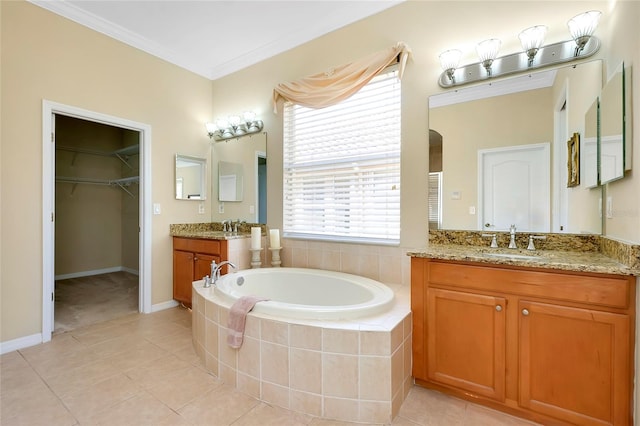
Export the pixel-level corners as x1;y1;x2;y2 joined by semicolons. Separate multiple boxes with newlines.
482;252;542;261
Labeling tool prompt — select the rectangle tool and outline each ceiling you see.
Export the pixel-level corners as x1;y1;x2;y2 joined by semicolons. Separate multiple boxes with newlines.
30;0;403;80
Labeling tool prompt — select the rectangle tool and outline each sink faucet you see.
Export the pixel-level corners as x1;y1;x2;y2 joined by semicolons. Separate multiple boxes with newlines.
222;219;232;233
508;224;517;249
211;260;237;284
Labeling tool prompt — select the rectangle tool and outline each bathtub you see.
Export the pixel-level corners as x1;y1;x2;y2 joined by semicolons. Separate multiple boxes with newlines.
192;267;412;424
214;267;395;320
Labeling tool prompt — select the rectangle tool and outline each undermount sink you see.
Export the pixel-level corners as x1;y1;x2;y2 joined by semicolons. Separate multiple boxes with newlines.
482;252;542;261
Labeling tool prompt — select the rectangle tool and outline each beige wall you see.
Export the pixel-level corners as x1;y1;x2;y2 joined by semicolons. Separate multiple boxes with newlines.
2;0;639;347
1;1;213;342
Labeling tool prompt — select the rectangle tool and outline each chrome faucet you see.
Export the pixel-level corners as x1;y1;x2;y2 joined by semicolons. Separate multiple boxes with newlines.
222;219;232;233
211;260;237;284
508;224;517;249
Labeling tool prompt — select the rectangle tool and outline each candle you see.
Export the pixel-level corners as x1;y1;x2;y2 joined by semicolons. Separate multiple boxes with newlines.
269;229;280;248
251;227;261;249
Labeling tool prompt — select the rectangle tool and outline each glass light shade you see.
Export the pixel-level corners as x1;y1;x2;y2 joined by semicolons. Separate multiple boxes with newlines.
439;49;462;72
215;118;229;130
243;111;256;122
205;122;217;135
568;10;601;40
519;25;547;52
476;39;501;63
228;115;241;127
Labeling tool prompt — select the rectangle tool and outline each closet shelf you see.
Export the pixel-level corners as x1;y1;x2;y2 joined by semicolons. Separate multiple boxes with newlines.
56;144;139;170
56;176;139;197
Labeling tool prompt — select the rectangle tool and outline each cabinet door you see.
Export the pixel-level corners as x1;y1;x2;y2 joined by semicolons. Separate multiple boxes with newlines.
519;300;630;425
427;288;506;401
173;250;194;306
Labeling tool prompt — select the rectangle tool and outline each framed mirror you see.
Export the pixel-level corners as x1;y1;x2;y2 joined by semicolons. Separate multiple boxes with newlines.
428;60;603;234
218;161;244;201
175;154;207;200
599;62;625;184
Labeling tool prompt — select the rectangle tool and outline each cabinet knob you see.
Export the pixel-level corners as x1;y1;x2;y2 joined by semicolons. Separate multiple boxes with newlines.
522;309;529;316
495;305;502;312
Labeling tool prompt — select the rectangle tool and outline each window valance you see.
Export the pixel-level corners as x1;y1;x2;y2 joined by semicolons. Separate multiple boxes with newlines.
272;42;411;112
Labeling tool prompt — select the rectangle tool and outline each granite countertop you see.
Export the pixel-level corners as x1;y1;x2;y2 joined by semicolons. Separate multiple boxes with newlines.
170;222;263;240
408;244;640;276
170;230;250;240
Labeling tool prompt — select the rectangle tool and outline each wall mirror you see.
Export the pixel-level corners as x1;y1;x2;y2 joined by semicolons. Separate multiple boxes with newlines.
429;60;603;234
599;62;625;184
583;98;599;188
212;132;267;222
175;154;206;200
218;161;244;201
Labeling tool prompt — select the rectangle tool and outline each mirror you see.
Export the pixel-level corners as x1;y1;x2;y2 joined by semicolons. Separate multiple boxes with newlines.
212;132;267;222
218;161;244;201
429;60;603;234
599;62;625;184
583;99;599;188
175;154;206;200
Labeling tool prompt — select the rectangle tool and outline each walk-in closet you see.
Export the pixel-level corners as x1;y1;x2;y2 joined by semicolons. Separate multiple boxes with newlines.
54;115;140;333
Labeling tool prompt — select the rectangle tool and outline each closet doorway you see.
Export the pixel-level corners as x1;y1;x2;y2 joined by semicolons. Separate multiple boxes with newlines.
42;101;152;342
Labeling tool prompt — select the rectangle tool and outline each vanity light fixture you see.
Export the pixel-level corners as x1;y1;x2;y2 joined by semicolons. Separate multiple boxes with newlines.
519;25;548;66
476;39;501;76
206;111;264;141
567;10;601;56
439;49;462;83
437;10;601;88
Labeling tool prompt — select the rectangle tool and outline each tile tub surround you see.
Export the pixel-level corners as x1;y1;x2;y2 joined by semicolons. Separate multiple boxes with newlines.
192;281;412;424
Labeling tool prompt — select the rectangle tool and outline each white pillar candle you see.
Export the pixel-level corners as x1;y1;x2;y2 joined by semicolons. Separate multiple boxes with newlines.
269;229;280;248
251;227;262;249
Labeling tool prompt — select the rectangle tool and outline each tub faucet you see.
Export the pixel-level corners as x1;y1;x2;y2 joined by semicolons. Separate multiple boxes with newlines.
211;260;237;284
508;224;517;249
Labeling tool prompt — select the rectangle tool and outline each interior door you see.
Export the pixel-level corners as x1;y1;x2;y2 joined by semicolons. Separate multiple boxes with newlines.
479;143;550;232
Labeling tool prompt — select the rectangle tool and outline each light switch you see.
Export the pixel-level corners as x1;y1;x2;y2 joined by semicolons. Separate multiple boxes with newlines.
469;206;476;215
451;191;461;200
153;203;161;215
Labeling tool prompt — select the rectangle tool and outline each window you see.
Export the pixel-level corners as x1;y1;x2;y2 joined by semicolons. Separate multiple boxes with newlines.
428;172;442;229
283;69;401;244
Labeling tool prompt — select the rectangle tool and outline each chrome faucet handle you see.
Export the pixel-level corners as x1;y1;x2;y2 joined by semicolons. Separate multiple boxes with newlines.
481;233;498;248
203;275;211;288
527;235;547;251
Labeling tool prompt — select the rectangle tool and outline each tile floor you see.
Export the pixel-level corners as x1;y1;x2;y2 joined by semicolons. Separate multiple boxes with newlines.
1;307;539;425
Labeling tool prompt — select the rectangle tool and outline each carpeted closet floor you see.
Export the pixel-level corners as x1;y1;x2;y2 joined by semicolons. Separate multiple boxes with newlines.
54;271;139;334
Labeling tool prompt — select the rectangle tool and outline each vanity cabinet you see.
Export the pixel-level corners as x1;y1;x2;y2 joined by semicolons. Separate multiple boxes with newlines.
173;237;228;308
411;257;635;426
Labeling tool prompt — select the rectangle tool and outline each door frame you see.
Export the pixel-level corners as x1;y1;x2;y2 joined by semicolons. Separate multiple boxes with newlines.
42;100;152;342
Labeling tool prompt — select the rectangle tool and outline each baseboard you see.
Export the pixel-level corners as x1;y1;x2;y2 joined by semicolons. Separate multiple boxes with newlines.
55;266;140;281
151;300;179;312
0;333;42;355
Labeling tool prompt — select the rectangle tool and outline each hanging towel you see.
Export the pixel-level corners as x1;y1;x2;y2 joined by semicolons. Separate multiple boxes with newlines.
227;296;269;349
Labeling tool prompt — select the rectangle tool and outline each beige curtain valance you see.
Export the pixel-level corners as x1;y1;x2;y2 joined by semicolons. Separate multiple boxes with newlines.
272;42;411;112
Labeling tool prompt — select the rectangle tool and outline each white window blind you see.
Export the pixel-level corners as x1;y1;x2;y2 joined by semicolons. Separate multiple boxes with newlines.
283;70;401;244
428;172;442;229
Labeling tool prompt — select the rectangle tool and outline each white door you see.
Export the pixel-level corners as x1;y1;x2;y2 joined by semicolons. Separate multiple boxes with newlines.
479;143;550;232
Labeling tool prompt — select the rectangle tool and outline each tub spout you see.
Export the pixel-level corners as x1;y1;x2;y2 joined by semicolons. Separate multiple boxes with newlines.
212;260;237;284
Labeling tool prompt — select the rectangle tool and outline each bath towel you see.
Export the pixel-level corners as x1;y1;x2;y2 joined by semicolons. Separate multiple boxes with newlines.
227;295;269;349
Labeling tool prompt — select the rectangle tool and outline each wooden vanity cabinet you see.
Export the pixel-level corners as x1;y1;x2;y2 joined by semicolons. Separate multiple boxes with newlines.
411;257;636;426
173;237;228;308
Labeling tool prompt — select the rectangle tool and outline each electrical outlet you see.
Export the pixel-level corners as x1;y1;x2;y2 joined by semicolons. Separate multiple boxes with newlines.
250;205;255;214
218;202;224;214
469;206;476;215
606;196;613;218
198;203;205;214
